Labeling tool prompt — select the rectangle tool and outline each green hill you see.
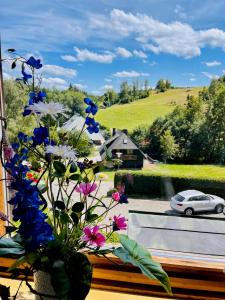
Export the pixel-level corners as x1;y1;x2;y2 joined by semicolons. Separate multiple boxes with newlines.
96;87;202;131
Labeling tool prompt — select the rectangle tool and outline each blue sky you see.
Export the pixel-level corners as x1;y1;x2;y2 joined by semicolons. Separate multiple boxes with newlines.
1;0;225;94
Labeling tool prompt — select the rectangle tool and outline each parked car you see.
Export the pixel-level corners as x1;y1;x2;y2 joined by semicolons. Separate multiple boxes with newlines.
170;190;225;216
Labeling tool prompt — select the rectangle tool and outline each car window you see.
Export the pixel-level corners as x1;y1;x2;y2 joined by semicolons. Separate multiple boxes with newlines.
197;195;210;201
188;196;198;201
174;194;185;202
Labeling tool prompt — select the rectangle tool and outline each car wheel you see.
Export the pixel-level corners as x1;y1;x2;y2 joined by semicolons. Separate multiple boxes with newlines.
184;208;194;216
215;204;223;214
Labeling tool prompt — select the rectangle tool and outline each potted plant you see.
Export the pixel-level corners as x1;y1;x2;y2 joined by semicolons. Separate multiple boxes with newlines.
0;51;171;299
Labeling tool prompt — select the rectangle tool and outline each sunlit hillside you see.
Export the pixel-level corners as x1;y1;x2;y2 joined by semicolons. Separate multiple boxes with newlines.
96;87;202;131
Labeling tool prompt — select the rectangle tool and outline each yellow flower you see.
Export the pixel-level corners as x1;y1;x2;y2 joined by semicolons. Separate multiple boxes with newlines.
95;173;108;181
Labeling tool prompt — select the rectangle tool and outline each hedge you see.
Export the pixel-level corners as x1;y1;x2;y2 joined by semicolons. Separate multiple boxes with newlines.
114;171;225;199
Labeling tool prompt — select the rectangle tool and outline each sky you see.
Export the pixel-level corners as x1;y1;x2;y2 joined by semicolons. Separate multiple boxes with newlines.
1;0;225;94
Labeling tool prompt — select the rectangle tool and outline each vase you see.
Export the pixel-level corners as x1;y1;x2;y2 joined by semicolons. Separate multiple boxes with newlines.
34;271;57;300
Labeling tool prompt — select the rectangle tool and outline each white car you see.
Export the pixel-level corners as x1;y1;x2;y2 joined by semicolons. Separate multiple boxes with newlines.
170;190;225;216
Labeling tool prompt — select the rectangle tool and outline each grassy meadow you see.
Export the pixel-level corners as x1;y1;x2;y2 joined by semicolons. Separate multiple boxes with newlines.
103;164;225;181
96;87;202;131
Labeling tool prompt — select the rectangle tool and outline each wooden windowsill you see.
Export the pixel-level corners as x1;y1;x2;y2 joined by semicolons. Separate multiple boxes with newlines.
0;253;225;299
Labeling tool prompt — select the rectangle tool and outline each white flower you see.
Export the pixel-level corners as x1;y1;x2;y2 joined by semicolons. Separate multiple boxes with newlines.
46;145;77;159
27;102;69;119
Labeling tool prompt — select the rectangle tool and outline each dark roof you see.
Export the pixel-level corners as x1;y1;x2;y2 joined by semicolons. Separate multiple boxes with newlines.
100;132;146;159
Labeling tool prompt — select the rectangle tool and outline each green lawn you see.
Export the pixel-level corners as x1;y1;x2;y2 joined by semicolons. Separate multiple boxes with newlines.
103;164;225;181
96;87;202;131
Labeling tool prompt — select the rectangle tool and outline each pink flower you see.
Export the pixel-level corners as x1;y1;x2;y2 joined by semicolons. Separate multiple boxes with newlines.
82;225;106;247
75;182;97;196
112;215;127;231
112;192;120;202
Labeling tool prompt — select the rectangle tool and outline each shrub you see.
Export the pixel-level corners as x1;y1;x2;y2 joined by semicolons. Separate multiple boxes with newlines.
115;171;225;199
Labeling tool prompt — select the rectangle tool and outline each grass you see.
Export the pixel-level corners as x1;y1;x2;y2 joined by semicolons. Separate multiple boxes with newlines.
103;164;225;181
96;87;202;131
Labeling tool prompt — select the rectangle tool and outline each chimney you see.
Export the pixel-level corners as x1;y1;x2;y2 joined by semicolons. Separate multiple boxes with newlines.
122;129;128;135
112;128;116;136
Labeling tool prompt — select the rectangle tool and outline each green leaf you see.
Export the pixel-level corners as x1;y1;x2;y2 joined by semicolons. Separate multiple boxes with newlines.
8;256;26;271
53;161;66;174
0;237;25;256
11;61;16;69
86;212;98;222
69;162;77;173
60;212;70;224
8;48;16;52
72;202;84;213
71;212;79;225
50;260;70;299
113;234;172;295
5;226;17;234
54;200;65;210
69;173;80;181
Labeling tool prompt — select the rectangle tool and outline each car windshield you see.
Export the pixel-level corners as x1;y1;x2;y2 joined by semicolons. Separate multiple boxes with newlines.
174;194;185;202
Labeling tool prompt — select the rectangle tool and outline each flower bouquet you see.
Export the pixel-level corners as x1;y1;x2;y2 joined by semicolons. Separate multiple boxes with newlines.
0;51;171;299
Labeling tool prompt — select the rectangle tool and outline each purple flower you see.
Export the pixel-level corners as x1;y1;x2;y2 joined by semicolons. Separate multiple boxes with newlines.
75;182;97;196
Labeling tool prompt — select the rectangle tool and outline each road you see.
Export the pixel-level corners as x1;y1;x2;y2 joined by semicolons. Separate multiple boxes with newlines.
59;181;225;221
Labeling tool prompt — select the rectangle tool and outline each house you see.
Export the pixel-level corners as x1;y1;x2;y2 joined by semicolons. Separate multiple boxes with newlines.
62;114;105;145
100;129;146;169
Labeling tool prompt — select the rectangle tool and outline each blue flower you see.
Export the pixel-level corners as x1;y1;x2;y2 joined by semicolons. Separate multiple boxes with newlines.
26;56;42;69
8;173;53;251
11;143;19;150
32;126;49;146
18;132;29;142
119;194;129;204
23;92;46;116
16;70;32;84
29;91;46;104
84;98;98;115
85;117;100;134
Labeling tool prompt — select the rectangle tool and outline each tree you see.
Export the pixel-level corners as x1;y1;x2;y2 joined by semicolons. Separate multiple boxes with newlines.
131;125;149;151
160;130;179;163
156;79;172;92
103;89;118;106
119;81;131;104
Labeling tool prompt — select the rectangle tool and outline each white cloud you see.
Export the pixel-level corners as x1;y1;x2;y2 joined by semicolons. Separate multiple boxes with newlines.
73;47;115;63
102;84;113;90
73;83;87;90
190;78;196;81
91;90;102;95
91;9;225;59
3;72;12;80
61;55;77;62
202;72;219;80
174;4;187;19
116;47;132;58
41;77;68;90
183;72;195;77
113;70;149;78
105;78;112;82
204;60;221;67
133;50;147;58
42;65;77;77
149;61;157;66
